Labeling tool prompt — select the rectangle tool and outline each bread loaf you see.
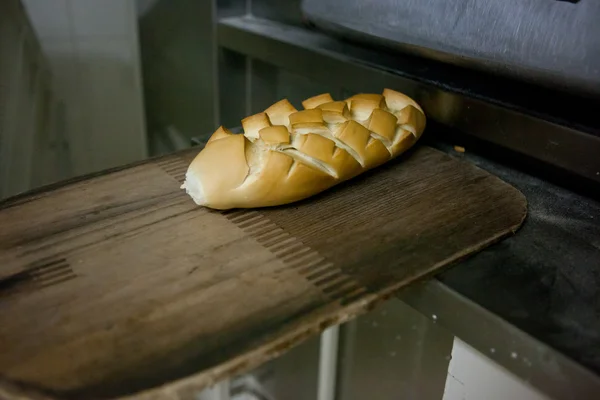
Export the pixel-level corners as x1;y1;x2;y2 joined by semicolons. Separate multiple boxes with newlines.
181;88;426;210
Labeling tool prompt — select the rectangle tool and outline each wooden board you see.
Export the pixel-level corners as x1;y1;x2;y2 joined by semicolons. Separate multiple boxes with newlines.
0;145;527;399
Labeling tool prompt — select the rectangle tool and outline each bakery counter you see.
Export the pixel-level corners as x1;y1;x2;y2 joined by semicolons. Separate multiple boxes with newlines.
190;133;600;399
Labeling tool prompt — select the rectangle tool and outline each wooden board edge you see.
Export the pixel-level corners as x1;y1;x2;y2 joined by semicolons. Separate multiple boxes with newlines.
0;147;201;210
0;377;60;400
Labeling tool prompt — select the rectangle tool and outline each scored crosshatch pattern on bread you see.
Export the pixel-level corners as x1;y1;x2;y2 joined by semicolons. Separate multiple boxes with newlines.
181;88;426;210
222;208;368;304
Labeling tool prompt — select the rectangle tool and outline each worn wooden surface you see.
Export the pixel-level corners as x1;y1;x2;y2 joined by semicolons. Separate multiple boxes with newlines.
0;145;527;399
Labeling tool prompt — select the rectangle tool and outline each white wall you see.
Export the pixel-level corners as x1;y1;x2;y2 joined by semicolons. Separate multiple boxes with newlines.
443;339;550;400
22;0;147;177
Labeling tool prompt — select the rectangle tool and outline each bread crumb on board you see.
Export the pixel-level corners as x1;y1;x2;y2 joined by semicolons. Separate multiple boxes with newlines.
454;145;466;153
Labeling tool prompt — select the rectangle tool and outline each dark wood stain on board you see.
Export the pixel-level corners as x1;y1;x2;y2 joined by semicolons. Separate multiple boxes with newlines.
0;145;527;399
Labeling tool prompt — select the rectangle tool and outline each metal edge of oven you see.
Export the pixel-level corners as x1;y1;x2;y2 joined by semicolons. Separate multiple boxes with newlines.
398;279;600;400
215;15;600;188
300;0;600;99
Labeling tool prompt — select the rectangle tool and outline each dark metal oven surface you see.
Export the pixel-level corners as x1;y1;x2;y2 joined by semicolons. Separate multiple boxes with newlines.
302;0;600;97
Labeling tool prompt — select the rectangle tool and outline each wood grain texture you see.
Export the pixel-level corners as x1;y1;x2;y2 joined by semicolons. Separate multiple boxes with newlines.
0;145;527;399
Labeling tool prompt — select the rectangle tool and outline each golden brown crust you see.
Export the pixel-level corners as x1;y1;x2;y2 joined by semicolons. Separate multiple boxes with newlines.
347;94;387;120
237;151;294;207
390;130;417;157
346;93;385;105
188;134;250;208
365;108;397;145
332;120;371;166
241;112;271;140
289;109;324;127
318;101;352;123
302;93;334;109
382;88;423;113
395;105;427;139
207;126;234;144
364;138;392;169
237;151;335;208
265;99;297;126
259;125;290;145
291;133;362;180
289;109;331;136
182;88;426;209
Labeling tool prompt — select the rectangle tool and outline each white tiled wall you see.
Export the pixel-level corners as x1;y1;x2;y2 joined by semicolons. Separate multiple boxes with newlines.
22;0;147;176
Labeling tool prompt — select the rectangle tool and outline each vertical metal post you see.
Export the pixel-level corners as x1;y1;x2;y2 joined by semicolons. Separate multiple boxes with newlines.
215;0;249;128
318;325;340;400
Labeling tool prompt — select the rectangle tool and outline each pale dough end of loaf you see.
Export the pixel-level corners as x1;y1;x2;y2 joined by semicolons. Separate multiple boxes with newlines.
180;171;206;206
